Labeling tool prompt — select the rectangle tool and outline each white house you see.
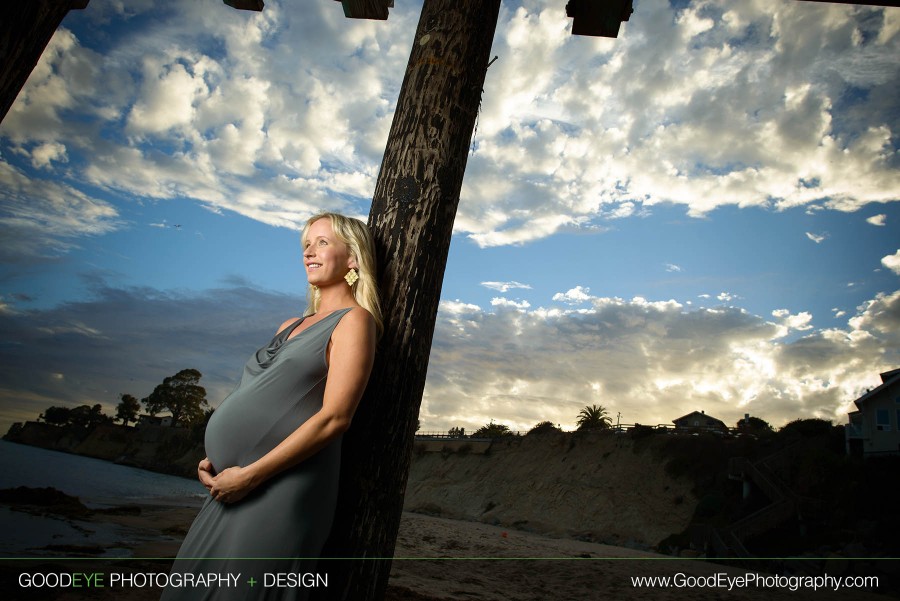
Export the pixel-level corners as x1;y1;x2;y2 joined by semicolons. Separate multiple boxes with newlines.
846;368;900;458
136;414;173;428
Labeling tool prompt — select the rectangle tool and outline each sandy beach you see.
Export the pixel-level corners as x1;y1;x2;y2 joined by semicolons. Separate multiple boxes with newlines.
1;495;896;601
388;512;896;601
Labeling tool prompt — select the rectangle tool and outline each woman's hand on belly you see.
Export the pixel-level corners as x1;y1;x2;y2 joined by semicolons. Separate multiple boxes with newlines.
209;465;258;504
198;457;215;492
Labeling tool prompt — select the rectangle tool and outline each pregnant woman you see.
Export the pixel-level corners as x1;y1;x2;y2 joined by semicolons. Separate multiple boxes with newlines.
161;213;381;601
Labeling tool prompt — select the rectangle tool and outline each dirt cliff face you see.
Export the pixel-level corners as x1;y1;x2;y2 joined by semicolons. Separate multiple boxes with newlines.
403;430;696;550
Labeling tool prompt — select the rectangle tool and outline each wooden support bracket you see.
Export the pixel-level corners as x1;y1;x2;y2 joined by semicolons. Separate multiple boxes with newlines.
566;0;633;38
335;0;393;20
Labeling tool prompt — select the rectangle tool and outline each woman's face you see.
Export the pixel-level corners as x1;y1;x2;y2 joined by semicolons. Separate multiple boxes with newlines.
303;218;356;288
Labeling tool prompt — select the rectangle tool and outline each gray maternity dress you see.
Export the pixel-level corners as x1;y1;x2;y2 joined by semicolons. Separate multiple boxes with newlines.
160;308;353;601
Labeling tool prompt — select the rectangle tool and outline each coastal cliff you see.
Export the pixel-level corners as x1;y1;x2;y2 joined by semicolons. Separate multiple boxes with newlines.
4;421;203;477
404;430;696;549
5;422;696;548
5;420;898;559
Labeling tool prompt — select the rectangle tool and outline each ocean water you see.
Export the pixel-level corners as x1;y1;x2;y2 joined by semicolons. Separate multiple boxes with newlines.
0;440;205;557
0;439;205;505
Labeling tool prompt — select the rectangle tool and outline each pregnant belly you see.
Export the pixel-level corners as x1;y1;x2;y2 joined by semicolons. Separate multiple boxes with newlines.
204;409;237;472
203;388;273;471
205;373;327;473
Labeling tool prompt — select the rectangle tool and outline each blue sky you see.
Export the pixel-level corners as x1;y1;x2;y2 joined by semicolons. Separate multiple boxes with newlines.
1;0;898;436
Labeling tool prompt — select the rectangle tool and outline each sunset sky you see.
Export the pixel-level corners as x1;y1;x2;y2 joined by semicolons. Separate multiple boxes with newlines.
1;0;898;436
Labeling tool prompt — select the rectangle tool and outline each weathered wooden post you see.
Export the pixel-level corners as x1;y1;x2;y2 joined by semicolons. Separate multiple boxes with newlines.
316;0;501;599
1;1;633;598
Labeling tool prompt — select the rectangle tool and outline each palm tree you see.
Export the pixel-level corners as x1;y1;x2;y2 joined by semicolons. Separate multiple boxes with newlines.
576;404;612;430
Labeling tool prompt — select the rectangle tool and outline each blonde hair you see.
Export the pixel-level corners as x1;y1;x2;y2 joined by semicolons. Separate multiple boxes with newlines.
301;213;383;339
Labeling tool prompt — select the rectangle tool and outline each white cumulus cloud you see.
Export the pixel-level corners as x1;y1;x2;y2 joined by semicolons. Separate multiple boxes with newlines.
552;286;592;304
806;232;827;244
771;309;814;339
482;281;532;293
882;250;900;275
491;297;531;310
419;289;900;433
1;0;897;252
30;142;67;169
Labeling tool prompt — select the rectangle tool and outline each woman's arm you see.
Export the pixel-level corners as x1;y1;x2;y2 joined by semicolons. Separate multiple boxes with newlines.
207;308;376;504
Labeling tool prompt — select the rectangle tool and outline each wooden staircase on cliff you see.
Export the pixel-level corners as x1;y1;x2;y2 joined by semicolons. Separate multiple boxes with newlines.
691;445;826;558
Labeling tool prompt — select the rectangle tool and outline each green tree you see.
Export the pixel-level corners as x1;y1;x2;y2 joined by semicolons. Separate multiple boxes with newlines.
576;404;612;430
39;406;71;426
736;415;774;437
191;407;216;443
779;418;834;438
472;420;514;438
448;426;466;438
527;420;561;435
142;368;208;427
778;418;845;453
116;393;141;426
68;404;109;430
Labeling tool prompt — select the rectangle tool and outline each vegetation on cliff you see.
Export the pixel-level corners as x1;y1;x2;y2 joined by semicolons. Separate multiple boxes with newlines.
651;419;899;564
3;368;211;478
142;368;209;427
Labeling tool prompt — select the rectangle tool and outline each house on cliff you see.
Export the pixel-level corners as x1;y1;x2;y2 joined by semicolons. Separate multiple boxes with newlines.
673;410;727;435
136;414;173;428
846;368;900;458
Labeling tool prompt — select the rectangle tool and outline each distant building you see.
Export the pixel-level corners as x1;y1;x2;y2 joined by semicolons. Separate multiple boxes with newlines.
136;414;173;428
846;368;900;458
673;410;727;435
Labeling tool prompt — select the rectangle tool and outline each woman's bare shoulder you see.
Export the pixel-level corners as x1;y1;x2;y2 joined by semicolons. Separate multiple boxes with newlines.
342;306;375;326
334;307;375;338
275;317;302;335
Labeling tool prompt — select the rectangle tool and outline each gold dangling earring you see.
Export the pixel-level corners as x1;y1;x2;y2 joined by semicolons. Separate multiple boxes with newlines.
344;269;359;286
